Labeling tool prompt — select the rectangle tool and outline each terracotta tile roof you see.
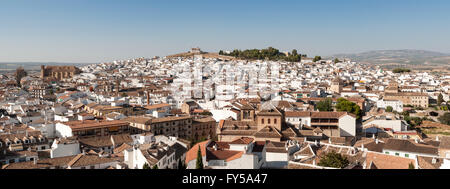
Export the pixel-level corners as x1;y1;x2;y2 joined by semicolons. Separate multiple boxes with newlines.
417;156;444;169
285;111;356;118
2;155;76;169
384;139;438;155
207;141;230;150
185;140;210;164
229;137;254;145
67;154;122;168
265;141;288;153
285;111;311;117
111;134;133;146
113;143;132;154
79;136;113;148
151;115;191;123
206;150;243;162
254;126;282;139
123;116;152;125
439;136;450;149
144;103;170;110
62;120;129;131
365;152;415;169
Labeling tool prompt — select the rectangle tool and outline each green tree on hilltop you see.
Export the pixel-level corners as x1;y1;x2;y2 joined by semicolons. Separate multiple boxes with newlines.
313;56;322;62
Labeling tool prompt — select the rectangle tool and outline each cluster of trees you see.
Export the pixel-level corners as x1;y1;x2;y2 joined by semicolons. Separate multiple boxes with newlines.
143;163;158;169
335;98;362;119
401;111;430;128
316;98;333;111
438;113;450;125
219;47;306;62
316;98;362;119
392;68;411;73
318;151;349;168
313;56;322;62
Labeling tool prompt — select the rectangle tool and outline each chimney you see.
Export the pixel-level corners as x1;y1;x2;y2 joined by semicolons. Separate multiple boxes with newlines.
361;143;365;151
315;140;319;146
375;139;379;144
328;138;332;144
436;136;439;141
33;158;37;165
414;138;419;144
372;134;375;139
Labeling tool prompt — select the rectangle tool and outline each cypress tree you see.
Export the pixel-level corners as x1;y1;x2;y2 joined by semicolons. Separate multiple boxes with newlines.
196;146;203;169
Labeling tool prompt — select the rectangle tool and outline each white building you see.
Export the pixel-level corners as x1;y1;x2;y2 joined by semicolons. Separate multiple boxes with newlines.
50;138;81;158
377;100;403;112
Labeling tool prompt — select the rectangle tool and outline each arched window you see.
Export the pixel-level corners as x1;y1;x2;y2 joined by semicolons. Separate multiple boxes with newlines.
261;118;264;124
274;119;277;124
268;119;271;124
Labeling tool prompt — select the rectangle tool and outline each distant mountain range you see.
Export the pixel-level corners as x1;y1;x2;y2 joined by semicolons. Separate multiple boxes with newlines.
331;50;450;65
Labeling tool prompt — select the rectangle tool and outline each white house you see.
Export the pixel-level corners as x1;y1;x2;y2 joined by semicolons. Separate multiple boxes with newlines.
377;100;403;112
50;138;81;158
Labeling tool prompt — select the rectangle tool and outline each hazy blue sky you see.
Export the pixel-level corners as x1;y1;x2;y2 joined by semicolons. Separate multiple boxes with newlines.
1;0;450;63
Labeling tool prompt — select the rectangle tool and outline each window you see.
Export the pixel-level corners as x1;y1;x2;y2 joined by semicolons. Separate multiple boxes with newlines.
90;166;95;169
405;154;409;158
385;152;389;154
274;119;277;124
261;118;264;124
268;119;271;124
395;153;400;156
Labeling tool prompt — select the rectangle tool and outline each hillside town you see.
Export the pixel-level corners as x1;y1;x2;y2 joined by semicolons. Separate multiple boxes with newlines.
1;48;450;170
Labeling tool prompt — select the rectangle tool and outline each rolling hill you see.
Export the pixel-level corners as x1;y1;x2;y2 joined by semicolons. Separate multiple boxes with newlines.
331;50;450;65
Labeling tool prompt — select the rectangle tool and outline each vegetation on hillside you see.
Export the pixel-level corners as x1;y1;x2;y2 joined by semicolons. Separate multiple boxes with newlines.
219;47;306;62
438;113;450;125
392;68;411;73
